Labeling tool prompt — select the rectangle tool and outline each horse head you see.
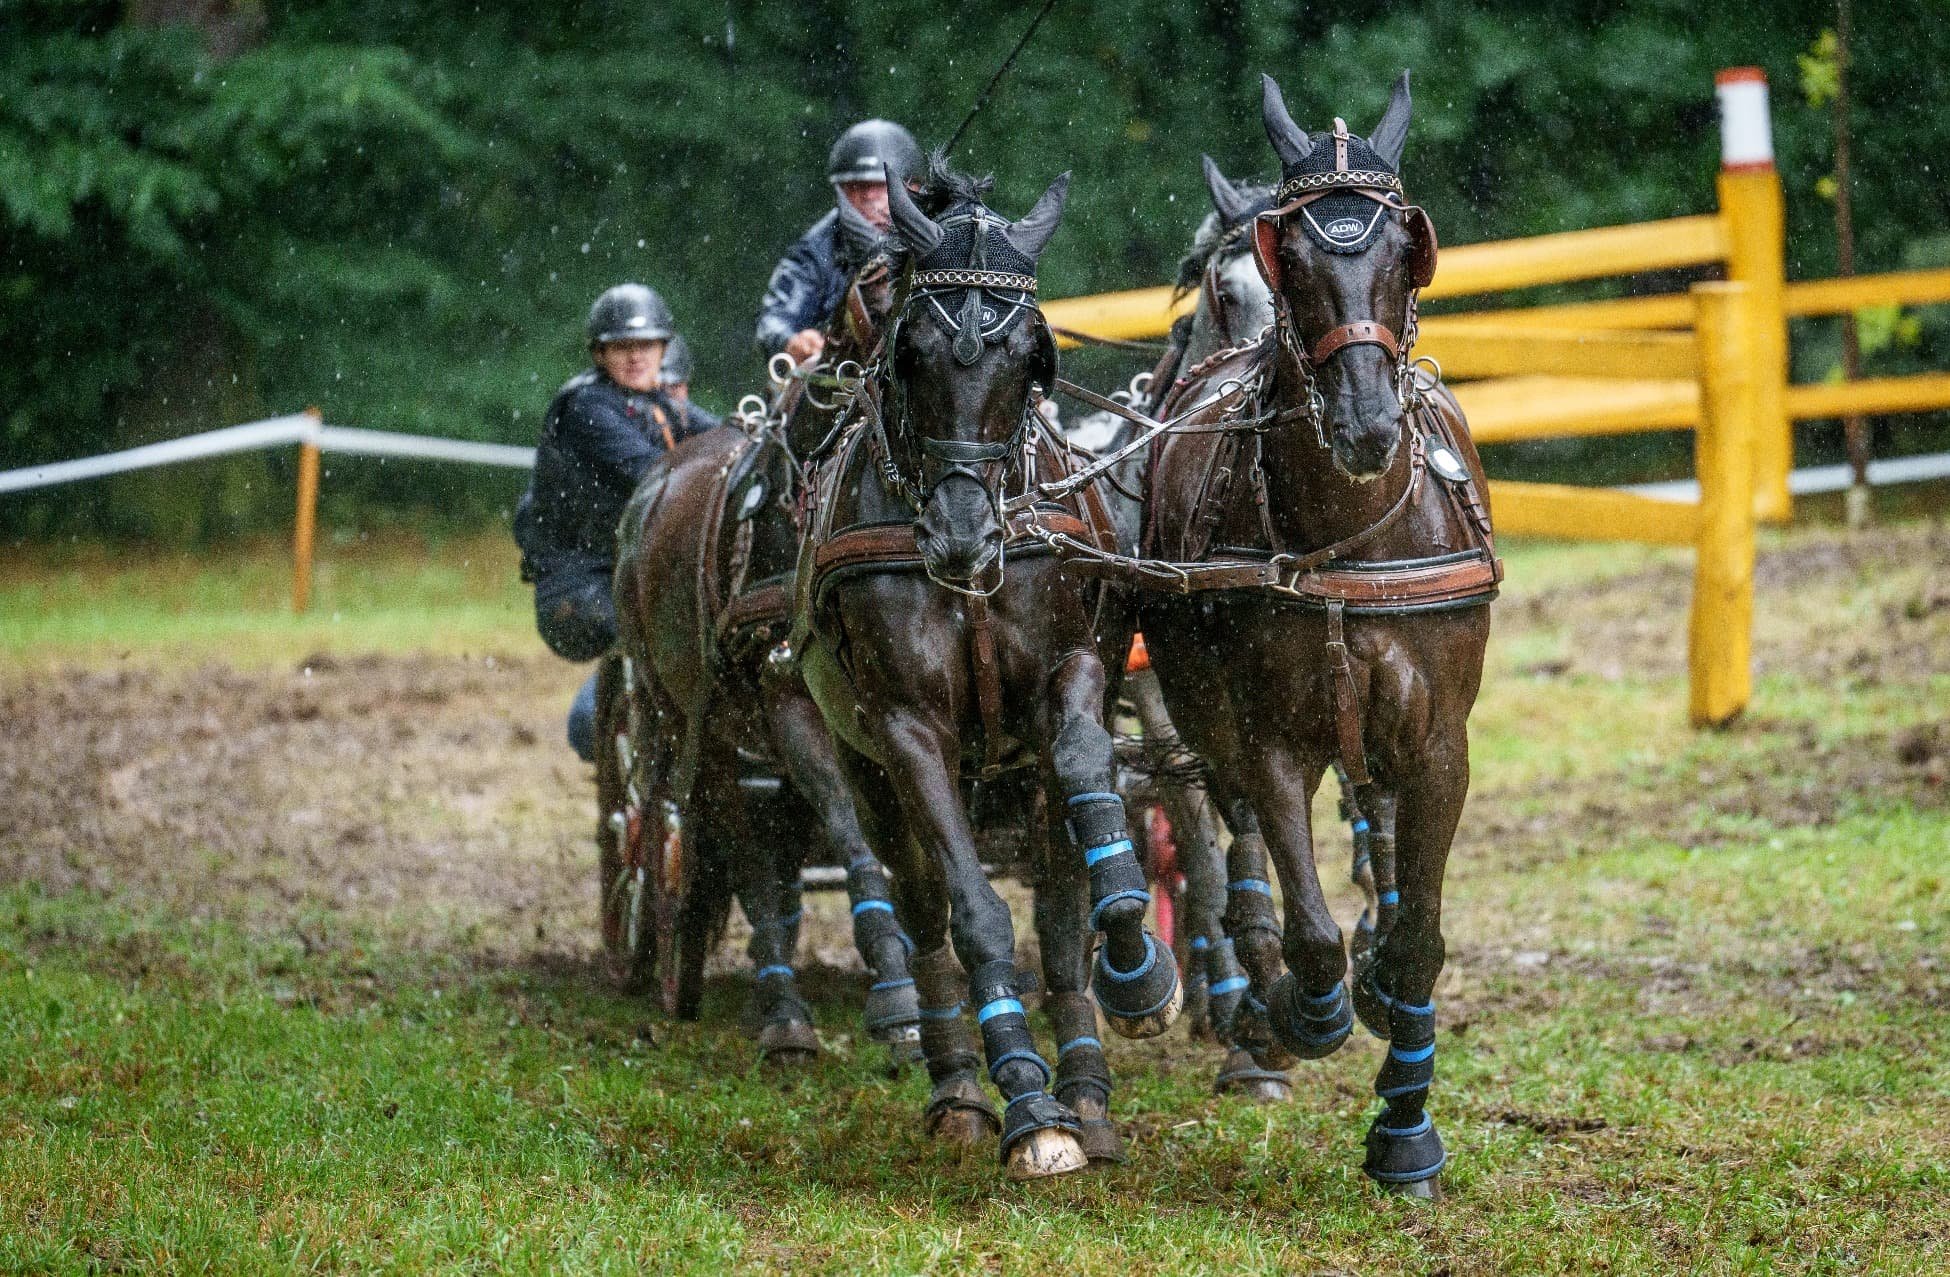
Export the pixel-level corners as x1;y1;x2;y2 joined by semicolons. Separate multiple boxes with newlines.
882;156;1069;589
1257;71;1437;480
1177;157;1278;365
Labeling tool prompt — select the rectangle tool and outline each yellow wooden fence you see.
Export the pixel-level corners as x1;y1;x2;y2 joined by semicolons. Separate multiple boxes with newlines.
1040;70;1950;725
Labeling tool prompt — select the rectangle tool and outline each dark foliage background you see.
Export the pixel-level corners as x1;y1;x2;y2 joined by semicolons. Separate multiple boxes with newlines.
4;0;1946;540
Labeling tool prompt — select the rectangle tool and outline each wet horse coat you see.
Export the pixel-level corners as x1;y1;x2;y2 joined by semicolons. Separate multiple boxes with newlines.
1139;73;1499;1194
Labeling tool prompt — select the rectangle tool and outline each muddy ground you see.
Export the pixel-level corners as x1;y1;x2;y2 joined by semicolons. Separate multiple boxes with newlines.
3;521;1944;1000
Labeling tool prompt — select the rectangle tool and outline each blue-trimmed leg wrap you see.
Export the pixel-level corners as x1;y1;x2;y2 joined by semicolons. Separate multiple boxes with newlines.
972;960;1050;1099
1204;936;1249;1036
1223;876;1282;951
1046;988;1121;1161
1267;972;1354;1060
1068;794;1150;932
1372;993;1438;1101
913;944;980;1084
1045;990;1112;1106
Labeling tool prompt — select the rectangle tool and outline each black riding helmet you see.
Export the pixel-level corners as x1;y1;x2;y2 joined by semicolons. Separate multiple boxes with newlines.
827;119;921;187
659;333;693;386
586;283;675;347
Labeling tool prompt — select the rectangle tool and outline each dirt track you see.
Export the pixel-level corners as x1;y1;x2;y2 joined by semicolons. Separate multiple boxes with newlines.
3;522;1944;983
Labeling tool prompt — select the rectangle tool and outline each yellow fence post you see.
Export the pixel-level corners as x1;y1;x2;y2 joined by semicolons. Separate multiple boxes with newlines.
1689;283;1758;725
1716;67;1791;523
292;406;322;615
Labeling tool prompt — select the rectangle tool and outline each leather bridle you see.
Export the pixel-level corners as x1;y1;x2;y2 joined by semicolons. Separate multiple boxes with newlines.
1247;129;1439;451
867;230;1055;596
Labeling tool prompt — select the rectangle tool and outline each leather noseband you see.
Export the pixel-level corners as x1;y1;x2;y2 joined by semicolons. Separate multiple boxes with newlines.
1309;319;1400;365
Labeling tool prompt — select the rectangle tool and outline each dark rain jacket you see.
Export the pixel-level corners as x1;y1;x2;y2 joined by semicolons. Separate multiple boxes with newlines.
754;210;849;356
514;369;716;577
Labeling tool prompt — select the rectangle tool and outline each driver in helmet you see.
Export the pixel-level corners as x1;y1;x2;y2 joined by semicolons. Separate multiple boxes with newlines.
754;118;922;365
513;283;710;761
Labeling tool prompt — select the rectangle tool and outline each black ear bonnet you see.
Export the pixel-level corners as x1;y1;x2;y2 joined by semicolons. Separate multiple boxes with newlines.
1281;130;1399;254
1257;125;1438;293
907;198;1052;376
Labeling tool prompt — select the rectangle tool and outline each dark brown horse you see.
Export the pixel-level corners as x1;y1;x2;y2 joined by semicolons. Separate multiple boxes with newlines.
605;212;923;1063
793;160;1180;1180
1140;72;1499;1196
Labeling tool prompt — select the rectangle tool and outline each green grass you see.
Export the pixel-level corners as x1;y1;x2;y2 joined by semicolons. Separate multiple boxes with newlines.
2;521;1947;1273
0;532;533;666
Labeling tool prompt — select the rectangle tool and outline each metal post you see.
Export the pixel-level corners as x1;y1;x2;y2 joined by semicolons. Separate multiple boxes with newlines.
1715;68;1792;524
292;407;322;615
1689;283;1758;726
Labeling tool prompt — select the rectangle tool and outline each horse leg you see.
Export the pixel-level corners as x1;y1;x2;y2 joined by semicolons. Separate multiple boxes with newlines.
718;749;817;1063
1202;792;1293;1103
882;716;1084;1179
593;654;629;958
1034;809;1122;1163
1239;752;1356;1065
1357;741;1468;1198
1048;654;1182;1040
735;837;819;1063
1342;772;1388;1060
1125;669;1215;1035
1349;786;1400;1036
765;685;920;1062
834;741;994;1141
1212;796;1291;1069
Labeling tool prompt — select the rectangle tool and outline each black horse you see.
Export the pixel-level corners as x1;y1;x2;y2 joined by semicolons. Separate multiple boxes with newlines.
605;210;921;1062
793;159;1181;1179
1142;73;1499;1196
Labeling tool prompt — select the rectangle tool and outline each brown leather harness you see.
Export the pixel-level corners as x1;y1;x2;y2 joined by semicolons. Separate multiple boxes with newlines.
796;402;1120;777
1033;147;1496;786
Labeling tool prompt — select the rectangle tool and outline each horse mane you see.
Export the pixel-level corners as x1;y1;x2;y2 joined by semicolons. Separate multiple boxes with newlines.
918;148;997;215
1171;179;1276;300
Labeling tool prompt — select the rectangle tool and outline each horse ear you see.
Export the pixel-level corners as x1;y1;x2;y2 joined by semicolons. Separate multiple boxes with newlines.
834;194;888;268
1368;69;1412;172
883;161;943;256
1005;172;1070;261
1261;74;1313;169
1201;155;1251;226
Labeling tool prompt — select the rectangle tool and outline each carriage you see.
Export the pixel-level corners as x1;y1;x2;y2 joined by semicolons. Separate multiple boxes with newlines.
590;69;1496;1192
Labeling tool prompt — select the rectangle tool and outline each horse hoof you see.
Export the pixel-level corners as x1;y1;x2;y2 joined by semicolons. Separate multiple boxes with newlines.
1384;1176;1441;1201
1214;1048;1292;1103
1005;1127;1088;1181
1063;1090;1126;1164
757;1020;820;1063
925;1076;1001;1146
1217;1073;1292;1104
929;1106;1000;1146
1230;1002;1297;1071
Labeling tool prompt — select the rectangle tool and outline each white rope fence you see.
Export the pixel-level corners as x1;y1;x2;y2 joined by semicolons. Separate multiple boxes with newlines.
0;413;534;495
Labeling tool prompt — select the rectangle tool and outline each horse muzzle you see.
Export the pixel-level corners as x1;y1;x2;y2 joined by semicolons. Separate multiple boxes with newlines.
917;472;1005;587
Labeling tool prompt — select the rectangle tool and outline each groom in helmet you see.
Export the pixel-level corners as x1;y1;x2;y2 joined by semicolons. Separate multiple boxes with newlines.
754;118;922;365
514;283;714;761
